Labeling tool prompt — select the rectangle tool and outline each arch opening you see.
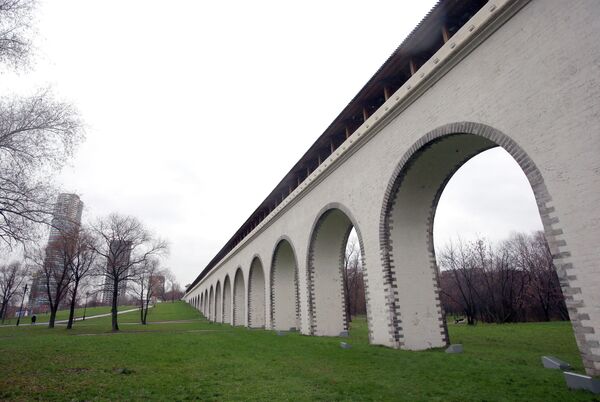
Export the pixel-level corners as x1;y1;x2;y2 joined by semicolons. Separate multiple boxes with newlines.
209;286;214;321
204;289;208;317
381;126;571;353
307;208;367;337
215;281;222;323
248;257;266;328
223;275;232;324
270;239;300;331
433;148;570;326
233;268;246;326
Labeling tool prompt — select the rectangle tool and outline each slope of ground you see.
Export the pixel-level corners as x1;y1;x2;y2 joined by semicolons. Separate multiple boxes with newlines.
0;301;596;401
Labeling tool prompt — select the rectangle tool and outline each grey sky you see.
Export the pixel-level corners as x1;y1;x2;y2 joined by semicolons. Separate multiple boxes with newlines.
2;1;543;286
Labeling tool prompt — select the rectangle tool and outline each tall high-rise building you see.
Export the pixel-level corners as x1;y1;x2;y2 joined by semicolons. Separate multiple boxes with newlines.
48;193;84;243
102;240;132;304
29;193;84;310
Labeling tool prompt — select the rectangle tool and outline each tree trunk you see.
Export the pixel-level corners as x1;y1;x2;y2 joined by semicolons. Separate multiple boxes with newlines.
48;305;58;328
139;297;144;324
342;267;352;324
66;281;79;329
0;302;6;324
111;278;119;331
538;293;551;322
143;302;149;324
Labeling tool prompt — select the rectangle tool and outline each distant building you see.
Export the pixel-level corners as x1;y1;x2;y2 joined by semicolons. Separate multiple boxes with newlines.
29;270;49;309
150;275;165;302
29;193;84;311
102;240;132;304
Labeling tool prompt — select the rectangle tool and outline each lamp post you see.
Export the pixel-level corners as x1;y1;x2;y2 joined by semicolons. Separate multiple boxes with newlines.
16;284;28;327
82;292;89;320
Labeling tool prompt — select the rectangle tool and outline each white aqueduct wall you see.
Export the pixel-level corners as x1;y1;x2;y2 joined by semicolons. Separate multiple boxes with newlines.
185;0;600;375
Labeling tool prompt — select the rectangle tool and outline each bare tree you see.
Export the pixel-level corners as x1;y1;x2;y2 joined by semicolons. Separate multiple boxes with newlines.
0;260;28;323
0;91;83;248
438;239;481;325
157;268;171;302
163;268;183;304
343;234;366;322
438;232;567;324
0;0;36;69
0;0;84;249
507;231;568;321
61;227;97;329
27;239;72;328
131;258;162;325
165;281;183;303
92;213;168;331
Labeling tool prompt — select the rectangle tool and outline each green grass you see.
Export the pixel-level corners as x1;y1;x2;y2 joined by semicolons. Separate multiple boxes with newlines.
116;301;201;324
1;304;137;326
0;302;597;401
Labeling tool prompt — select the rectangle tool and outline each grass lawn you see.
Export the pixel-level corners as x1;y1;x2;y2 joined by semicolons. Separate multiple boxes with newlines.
0;301;597;401
1;305;138;325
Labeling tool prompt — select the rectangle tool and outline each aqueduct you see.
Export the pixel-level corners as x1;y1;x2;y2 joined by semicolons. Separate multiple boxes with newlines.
184;0;600;375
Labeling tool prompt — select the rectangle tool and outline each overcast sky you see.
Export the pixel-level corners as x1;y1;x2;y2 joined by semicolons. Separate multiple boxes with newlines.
3;0;543;286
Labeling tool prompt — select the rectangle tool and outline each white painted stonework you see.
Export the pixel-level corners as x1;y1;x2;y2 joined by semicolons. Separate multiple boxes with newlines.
185;0;600;375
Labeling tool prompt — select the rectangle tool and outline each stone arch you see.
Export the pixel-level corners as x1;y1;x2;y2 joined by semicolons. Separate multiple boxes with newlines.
215;281;222;323
270;236;300;331
223;275;232;324
233;268;246;326
307;203;368;337
379;122;576;352
248;256;266;328
209;285;214;321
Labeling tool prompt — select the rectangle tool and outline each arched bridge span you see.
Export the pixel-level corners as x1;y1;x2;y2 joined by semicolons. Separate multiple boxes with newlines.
185;0;600;375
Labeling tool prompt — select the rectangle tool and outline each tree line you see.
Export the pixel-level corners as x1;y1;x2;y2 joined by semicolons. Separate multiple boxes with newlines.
342;230;567;325
22;213;171;330
0;213;181;330
438;231;568;325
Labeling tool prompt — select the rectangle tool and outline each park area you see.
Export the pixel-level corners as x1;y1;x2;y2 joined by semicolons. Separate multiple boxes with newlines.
0;302;597;401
